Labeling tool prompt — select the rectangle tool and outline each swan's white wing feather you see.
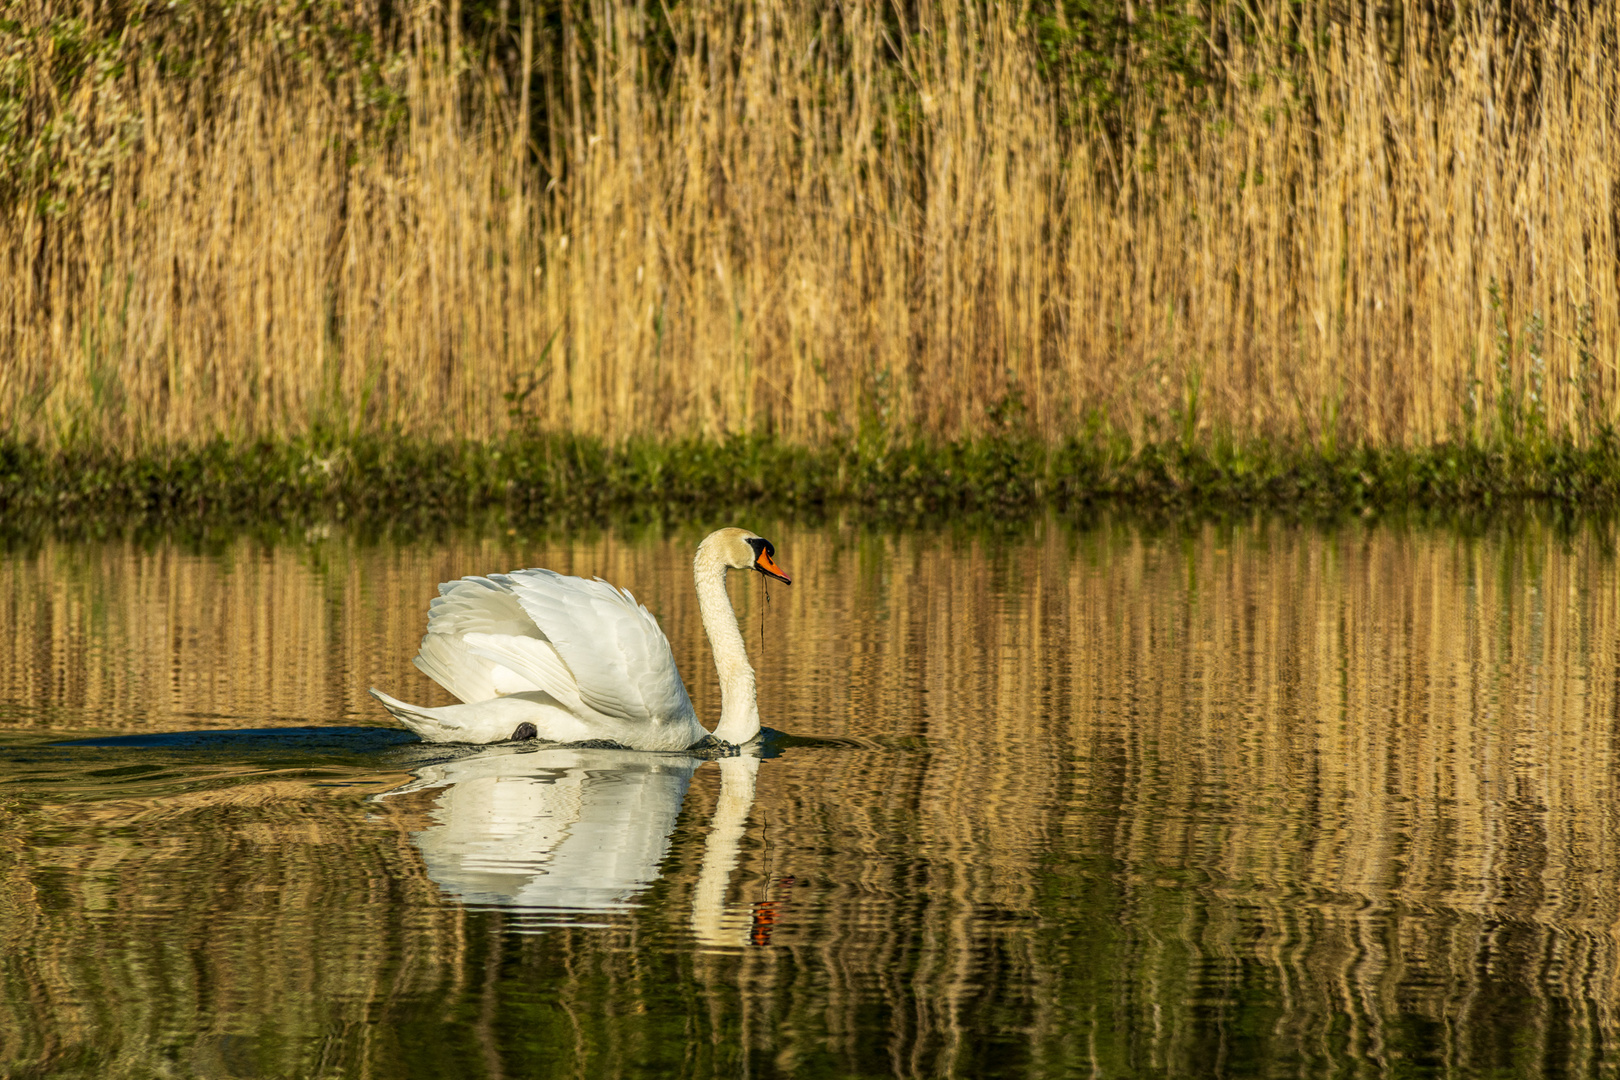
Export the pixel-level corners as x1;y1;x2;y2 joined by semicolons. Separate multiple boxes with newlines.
493;569;696;726
463;632;583;709
415;632;544;702
413;577;545;702
427;576;538;637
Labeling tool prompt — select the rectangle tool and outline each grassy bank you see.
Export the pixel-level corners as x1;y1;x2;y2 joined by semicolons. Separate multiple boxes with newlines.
4;0;1618;459
6;431;1620;530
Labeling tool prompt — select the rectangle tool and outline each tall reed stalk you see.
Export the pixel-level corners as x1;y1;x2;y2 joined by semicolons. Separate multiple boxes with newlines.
2;0;1616;451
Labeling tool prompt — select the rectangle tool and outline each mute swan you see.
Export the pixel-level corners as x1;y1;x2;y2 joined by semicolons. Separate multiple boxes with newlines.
369;527;791;749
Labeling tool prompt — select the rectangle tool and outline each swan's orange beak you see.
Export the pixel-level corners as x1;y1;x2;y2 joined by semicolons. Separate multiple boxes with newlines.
755;549;792;584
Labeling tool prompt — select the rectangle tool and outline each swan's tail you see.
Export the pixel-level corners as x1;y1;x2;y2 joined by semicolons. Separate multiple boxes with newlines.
369;687;468;743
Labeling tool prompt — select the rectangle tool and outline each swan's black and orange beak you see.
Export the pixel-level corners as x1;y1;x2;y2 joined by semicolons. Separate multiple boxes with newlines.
748;538;792;584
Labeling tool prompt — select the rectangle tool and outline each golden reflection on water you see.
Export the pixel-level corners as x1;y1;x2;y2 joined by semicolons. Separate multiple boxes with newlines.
1;516;1619;1078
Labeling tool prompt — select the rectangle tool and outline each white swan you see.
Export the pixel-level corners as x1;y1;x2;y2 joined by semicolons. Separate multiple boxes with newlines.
369;527;791;749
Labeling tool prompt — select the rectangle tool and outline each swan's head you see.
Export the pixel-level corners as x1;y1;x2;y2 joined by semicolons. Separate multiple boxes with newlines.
700;527;792;584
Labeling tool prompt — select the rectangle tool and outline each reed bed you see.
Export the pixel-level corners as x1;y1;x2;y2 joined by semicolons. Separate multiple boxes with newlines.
1;0;1617;454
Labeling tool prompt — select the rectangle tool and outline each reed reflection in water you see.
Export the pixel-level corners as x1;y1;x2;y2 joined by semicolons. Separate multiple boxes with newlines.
1;515;1619;1078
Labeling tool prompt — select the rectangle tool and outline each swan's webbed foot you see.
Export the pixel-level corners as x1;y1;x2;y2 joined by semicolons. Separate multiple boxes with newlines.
570;738;630;749
510;722;538;740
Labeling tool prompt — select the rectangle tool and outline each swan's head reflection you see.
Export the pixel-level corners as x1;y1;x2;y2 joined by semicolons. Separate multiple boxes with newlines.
379;744;761;941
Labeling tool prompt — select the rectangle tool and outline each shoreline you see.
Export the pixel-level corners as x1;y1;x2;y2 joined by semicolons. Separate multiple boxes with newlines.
5;433;1620;533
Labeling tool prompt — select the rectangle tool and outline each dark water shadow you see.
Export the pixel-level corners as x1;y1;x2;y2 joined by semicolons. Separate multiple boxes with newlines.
0;726;878;796
52;725;874;757
57;726;418;752
757;728;886;756
8;726;477;784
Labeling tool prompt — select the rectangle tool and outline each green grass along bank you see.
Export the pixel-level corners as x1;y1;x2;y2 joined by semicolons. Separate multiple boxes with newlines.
7;430;1620;529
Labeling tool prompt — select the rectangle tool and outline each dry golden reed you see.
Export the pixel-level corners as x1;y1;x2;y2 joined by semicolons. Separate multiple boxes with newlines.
1;0;1616;449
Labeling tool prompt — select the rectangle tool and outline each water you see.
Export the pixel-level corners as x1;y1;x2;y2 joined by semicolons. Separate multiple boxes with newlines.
2;514;1618;1079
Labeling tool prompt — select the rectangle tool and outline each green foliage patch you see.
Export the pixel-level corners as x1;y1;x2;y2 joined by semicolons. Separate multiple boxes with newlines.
5;427;1620;532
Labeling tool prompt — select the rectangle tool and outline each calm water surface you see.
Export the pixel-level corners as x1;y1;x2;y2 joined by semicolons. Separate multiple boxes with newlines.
2;515;1618;1079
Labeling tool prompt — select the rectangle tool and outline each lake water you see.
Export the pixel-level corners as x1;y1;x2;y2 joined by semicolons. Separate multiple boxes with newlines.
2;513;1619;1079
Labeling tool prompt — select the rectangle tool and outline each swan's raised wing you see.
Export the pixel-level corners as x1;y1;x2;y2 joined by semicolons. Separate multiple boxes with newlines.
492;569;697;726
414;576;549;702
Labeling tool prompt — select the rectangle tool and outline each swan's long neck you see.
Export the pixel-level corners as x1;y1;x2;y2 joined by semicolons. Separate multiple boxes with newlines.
693;551;760;745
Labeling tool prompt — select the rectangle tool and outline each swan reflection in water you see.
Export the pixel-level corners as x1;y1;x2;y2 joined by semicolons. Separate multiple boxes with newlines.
377;745;765;943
